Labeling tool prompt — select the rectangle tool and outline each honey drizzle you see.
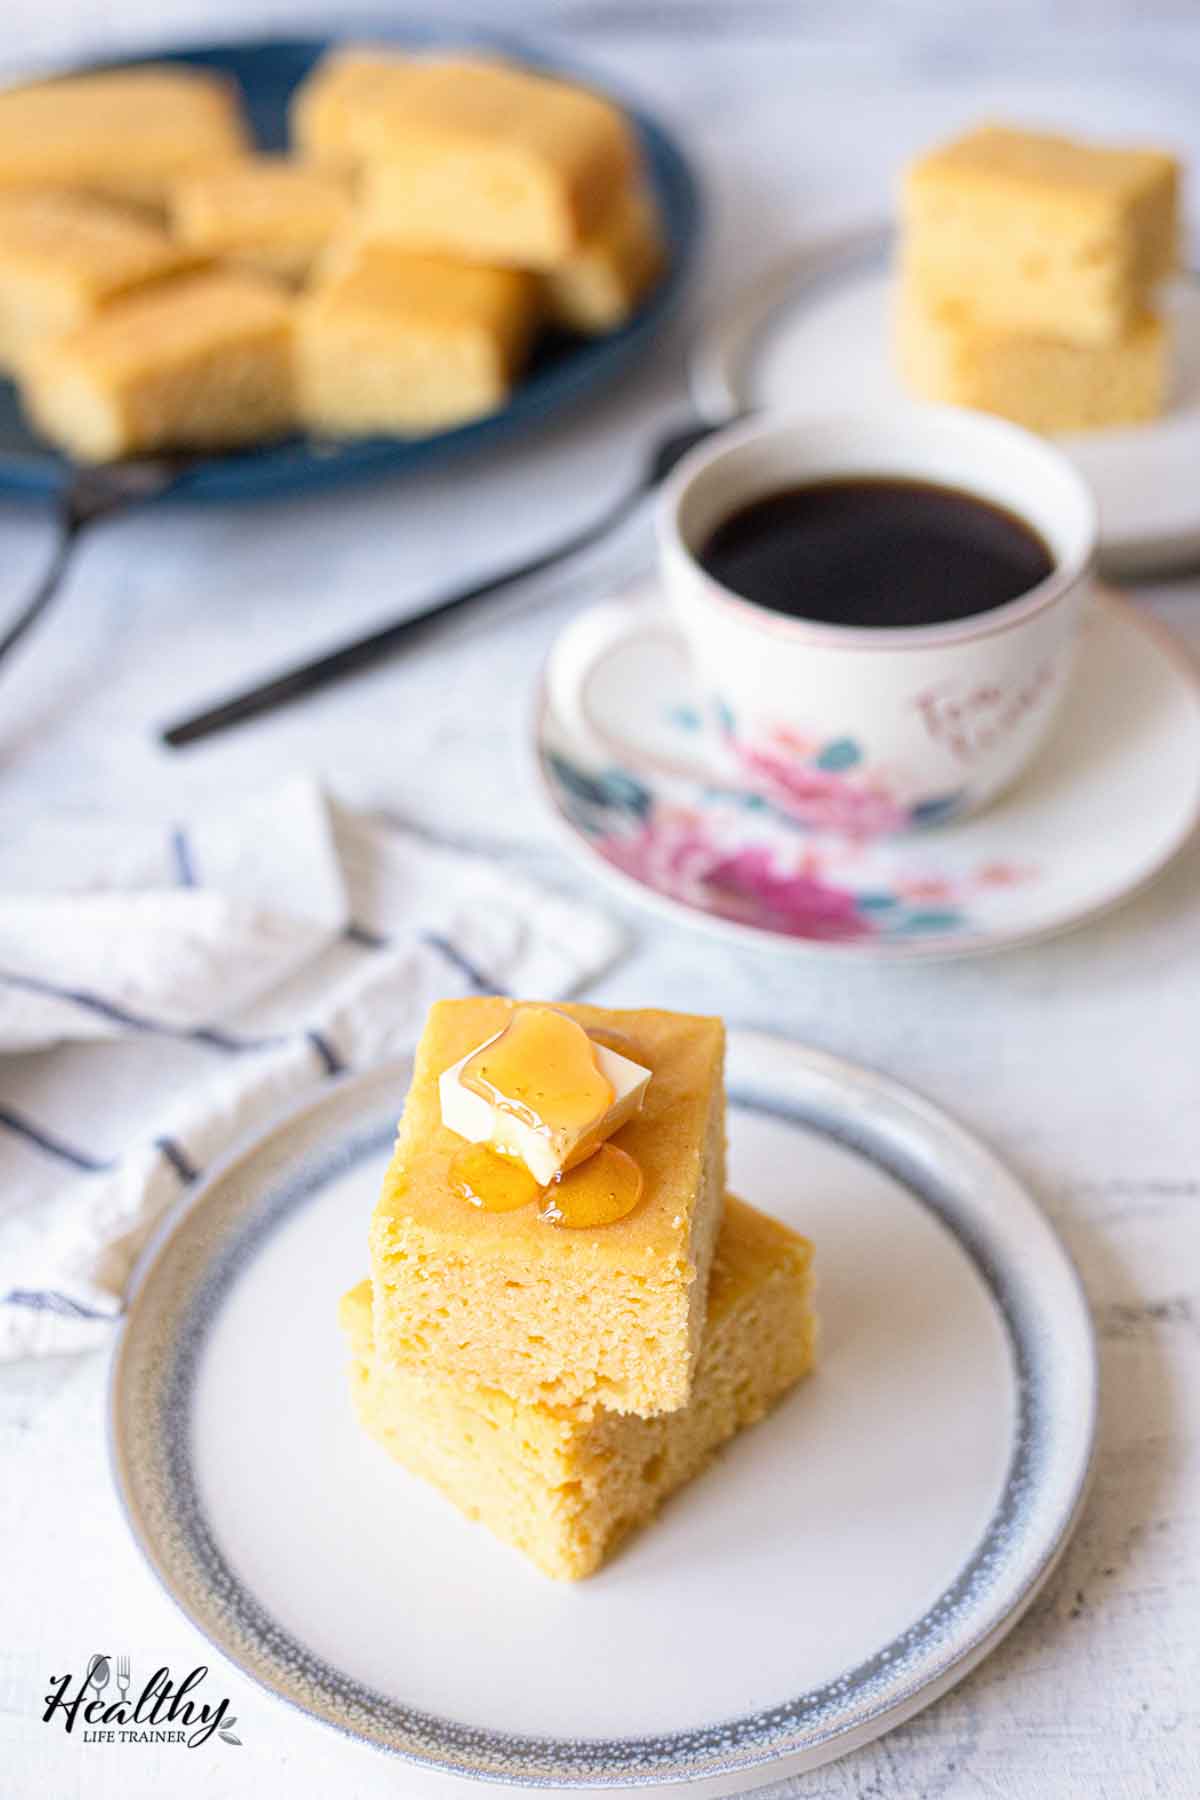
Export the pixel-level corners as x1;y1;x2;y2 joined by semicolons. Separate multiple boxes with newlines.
538;1143;644;1228
450;1008;649;1229
449;1142;541;1212
462;1004;614;1150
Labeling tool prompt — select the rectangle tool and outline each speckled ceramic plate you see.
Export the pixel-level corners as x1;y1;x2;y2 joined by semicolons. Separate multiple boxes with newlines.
109;1033;1095;1794
691;224;1200;577
536;585;1200;960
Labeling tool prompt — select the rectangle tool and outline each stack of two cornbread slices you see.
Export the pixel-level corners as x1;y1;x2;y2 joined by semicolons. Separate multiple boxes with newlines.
341;999;817;1580
897;123;1181;434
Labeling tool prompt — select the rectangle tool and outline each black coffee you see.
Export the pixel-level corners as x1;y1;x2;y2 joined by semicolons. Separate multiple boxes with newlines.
698;478;1054;630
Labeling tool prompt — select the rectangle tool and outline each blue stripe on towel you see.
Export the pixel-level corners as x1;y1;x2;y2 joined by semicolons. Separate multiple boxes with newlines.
4;1288;114;1320
345;922;389;949
422;933;503;996
0;969;281;1053
170;827;198;887
307;1029;344;1075
155;1135;200;1183
0;1106;114;1172
189;1024;281;1052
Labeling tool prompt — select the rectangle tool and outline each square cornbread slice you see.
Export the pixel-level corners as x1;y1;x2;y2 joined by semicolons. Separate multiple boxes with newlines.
169;156;352;285
354;55;638;268
344;1196;814;1579
289;46;426;172
897;279;1169;433
0;190;199;373
902;124;1179;344
20;269;294;462
0;64;250;208
297;245;538;436
370;999;726;1416
544;185;665;334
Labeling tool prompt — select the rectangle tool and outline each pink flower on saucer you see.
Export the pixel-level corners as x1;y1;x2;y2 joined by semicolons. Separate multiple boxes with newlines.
601;813;875;941
703;847;874;939
731;743;908;839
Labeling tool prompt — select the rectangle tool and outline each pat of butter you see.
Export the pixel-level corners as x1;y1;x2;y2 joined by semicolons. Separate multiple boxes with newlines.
439;1033;650;1187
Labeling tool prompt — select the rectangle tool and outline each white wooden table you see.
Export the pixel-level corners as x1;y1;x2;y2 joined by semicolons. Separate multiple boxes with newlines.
3;6;1199;1796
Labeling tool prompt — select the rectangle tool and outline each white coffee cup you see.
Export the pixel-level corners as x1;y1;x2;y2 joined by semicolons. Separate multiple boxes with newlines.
648;407;1098;831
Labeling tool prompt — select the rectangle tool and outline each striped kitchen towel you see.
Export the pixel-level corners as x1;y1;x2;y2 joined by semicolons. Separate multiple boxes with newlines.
0;777;623;1358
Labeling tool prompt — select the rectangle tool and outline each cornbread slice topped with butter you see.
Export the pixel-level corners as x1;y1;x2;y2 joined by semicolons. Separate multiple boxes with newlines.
902;123;1179;345
21;268;294;462
0;190;199;373
344;1195;815;1580
439;1003;652;1187
169;155;352;285
352;54;639;269
0;64;250;207
369;998;726;1417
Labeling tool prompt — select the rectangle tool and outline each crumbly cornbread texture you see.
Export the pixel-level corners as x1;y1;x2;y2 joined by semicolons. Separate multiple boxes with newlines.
902;124;1179;344
21;269;294;461
0;65;250;207
898;280;1169;433
170;155;352;284
369;1000;726;1416
344;1196;815;1579
0;190;198;372
544;185;664;334
297;245;538;435
352;55;638;268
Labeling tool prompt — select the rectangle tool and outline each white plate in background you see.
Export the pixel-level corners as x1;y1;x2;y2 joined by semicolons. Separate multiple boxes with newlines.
691;225;1200;577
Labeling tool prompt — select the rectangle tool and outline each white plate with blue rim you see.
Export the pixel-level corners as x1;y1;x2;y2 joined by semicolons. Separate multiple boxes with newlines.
690;224;1200;578
109;1030;1095;1795
535;584;1200;961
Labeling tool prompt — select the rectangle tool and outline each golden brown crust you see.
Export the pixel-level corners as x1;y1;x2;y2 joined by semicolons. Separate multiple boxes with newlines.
0;65;250;206
170;155;352;283
296;247;538;435
901;124;1179;344
369;999;727;1415
20;269;294;461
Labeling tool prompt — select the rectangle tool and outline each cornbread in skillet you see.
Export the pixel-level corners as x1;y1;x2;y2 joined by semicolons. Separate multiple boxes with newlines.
898;279;1169;433
0;190;197;372
297;245;538;435
369;999;726;1416
170;156;352;284
902;124;1179;344
543;184;664;334
354;55;638;268
0;64;250;207
344;1196;814;1579
21;268;294;461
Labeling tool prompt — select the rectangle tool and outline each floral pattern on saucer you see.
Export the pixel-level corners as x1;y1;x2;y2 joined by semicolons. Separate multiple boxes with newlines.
546;751;1034;945
694;703;966;837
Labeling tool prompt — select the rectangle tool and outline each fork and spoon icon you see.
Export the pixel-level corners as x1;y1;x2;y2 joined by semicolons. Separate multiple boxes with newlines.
84;1655;131;1704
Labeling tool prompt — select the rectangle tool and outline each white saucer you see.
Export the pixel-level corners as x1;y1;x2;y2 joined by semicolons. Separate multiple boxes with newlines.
691;225;1200;577
536;585;1200;960
109;1036;1096;1794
